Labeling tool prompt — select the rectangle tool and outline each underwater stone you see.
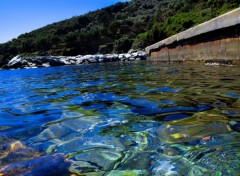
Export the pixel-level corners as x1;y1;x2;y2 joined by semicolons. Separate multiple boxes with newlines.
73;149;123;171
0;154;71;175
69;160;104;175
158;146;183;156
233;98;240;107
106;170;148;176
82;171;106;176
0;141;39;166
187;165;208;176
151;159;178;176
157;111;231;143
163;114;189;121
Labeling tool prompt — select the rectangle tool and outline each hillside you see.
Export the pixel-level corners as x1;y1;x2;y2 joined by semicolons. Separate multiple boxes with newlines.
0;0;239;66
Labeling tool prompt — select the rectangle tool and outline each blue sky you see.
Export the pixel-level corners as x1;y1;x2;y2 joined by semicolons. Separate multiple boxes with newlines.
0;0;129;44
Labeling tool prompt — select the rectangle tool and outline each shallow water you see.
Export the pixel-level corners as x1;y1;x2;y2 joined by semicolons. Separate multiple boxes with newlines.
0;61;239;175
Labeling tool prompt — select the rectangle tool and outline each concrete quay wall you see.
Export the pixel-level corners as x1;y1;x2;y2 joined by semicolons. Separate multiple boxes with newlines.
146;8;240;63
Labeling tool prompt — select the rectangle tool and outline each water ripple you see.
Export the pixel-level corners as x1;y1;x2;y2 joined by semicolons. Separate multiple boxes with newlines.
0;62;239;175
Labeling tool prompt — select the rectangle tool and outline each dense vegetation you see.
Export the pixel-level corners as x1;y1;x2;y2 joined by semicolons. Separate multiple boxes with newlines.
0;0;239;65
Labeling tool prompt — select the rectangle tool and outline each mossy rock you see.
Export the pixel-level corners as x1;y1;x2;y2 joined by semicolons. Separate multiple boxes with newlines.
157;111;231;143
233;98;240;107
106;170;148;176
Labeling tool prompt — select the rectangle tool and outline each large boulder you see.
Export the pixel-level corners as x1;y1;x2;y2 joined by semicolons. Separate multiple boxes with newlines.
7;55;24;69
157;111;231;144
0;154;71;175
41;57;65;66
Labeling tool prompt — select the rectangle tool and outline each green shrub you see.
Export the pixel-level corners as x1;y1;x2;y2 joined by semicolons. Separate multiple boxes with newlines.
114;37;133;53
98;44;113;54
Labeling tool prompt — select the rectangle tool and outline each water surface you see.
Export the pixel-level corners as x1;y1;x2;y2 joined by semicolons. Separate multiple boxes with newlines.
0;62;240;175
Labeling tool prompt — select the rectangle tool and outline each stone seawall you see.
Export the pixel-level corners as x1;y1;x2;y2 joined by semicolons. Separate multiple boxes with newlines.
146;8;240;63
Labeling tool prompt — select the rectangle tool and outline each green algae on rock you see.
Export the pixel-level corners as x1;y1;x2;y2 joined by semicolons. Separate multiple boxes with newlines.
157;111;231;144
233;98;240;108
106;170;148;176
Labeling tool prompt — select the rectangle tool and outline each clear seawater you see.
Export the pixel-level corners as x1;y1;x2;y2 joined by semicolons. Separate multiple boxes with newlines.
0;61;240;175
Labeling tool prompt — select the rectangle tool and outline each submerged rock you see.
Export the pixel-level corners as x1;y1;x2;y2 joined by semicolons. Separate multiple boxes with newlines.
157;111;231;144
69;160;105;175
106;170;148;176
0;141;41;166
0;141;71;175
151;159;178;176
0;154;71;176
189;146;240;175
233;98;240;107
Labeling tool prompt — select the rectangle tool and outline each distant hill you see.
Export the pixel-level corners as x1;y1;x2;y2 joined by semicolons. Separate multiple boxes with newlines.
0;0;239;66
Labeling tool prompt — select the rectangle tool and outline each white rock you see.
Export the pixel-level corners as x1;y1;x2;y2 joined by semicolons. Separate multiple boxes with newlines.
82;55;94;59
70;60;76;64
118;54;125;59
7;55;23;66
128;57;136;61
124;54;131;59
96;54;104;58
42;63;50;67
137;51;146;56
75;59;83;65
112;54;119;58
131;52;139;57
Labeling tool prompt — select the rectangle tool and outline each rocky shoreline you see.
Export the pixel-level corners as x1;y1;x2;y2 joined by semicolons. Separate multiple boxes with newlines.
2;51;146;70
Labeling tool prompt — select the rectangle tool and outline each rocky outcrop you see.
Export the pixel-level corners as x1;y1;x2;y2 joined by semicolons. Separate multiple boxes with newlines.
2;51;146;69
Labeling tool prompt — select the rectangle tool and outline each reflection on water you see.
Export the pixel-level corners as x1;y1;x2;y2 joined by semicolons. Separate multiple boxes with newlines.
0;62;240;175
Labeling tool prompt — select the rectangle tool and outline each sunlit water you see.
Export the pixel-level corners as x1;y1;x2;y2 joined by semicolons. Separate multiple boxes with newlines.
0;61;240;175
